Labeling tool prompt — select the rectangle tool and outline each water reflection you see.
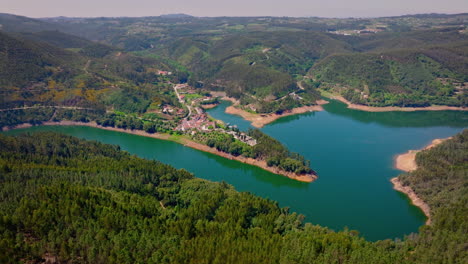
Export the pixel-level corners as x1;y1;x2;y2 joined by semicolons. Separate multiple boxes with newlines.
323;100;468;128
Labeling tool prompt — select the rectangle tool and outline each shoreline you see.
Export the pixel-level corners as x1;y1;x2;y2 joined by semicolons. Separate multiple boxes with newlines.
2;121;317;183
329;95;467;112
394;138;450;172
392;137;450;225
200;103;219;109
390;177;432;225
225;100;329;128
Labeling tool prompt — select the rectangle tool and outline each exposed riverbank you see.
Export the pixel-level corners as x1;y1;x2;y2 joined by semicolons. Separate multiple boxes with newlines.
329;95;467;112
200;103;219;109
390;178;432;225
2;121;317;183
209;91;328;127
225;100;328;128
392;137;450;225
394;138;451;172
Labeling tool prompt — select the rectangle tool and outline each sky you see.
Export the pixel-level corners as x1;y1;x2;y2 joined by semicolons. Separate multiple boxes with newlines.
0;0;467;18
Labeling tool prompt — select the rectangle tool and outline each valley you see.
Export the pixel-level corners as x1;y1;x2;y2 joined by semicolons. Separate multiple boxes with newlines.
0;11;467;263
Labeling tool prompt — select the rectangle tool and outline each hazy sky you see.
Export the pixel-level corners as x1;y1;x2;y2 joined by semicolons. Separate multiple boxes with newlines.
1;0;467;18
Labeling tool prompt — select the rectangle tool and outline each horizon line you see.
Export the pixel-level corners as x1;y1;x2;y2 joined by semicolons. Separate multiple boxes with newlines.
2;11;467;20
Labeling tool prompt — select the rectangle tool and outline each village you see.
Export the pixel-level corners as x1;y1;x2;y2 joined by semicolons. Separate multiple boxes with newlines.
172;83;257;146
328;27;384;36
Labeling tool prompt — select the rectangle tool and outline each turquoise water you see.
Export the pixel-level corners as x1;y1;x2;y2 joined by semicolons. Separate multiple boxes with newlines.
6;100;467;241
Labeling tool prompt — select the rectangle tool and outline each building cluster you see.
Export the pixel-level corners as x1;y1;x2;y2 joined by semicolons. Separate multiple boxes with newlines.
172;82;257;146
175;83;189;90
176;114;216;132
225;131;257;146
178;85;206;97
328;28;383;36
289;92;303;101
436;78;467;95
176;83;214;103
157;70;173;76
162;105;185;116
175;114;257;146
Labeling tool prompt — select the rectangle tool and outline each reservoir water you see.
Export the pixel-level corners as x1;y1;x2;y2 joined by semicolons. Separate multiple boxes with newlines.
6;100;467;241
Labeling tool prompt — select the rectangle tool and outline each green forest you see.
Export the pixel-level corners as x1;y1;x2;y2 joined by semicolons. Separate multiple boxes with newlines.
0;12;467;263
0;131;466;263
1;13;467;114
311;41;468;107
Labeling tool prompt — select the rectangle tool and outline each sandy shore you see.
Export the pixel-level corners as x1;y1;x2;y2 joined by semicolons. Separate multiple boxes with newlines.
391;177;432;225
331;95;467;112
3;121;317;183
225;100;328;128
395;138;450;172
391;137;450;225
200;103;219;109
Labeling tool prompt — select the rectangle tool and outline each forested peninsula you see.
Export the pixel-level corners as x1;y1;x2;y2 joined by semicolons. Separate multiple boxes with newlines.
1;13;467;182
325;94;467;112
2;119;317;182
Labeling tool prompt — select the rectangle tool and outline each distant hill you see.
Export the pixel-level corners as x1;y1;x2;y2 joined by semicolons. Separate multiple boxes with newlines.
153;31;351;112
160;13;194;18
17;30;94;49
345;28;468;52
396;13;468;18
1;13;467;110
0;13;64;32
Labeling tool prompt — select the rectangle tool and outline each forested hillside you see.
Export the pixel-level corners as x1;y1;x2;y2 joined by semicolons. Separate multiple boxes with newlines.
0;30;315;176
0;131;466;263
397;130;468;263
0;31;185;112
0;31;84;89
1;11;467;263
2;13;466;111
310;39;468;107
17;30;94;49
150;31;345;111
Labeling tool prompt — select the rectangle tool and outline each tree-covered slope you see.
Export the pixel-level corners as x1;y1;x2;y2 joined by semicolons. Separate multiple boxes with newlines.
398;130;468;263
3;13;468;111
342;28;468;52
309;41;468;107
166;32;348;83
0;131;467;263
151;31;349;112
16;30;95;49
0;13;64;33
0;132;397;263
0;31;185;113
0;31;84;89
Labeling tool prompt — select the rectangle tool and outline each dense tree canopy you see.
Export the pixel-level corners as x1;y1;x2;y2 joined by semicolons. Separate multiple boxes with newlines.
0;12;467;263
0;131;466;263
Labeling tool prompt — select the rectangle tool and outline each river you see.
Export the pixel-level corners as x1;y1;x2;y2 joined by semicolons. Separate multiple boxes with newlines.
6;99;467;241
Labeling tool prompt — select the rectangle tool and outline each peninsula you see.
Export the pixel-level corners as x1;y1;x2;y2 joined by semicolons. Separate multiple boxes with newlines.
326;94;467;113
2;121;317;183
392;137;451;225
224;100;328;128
